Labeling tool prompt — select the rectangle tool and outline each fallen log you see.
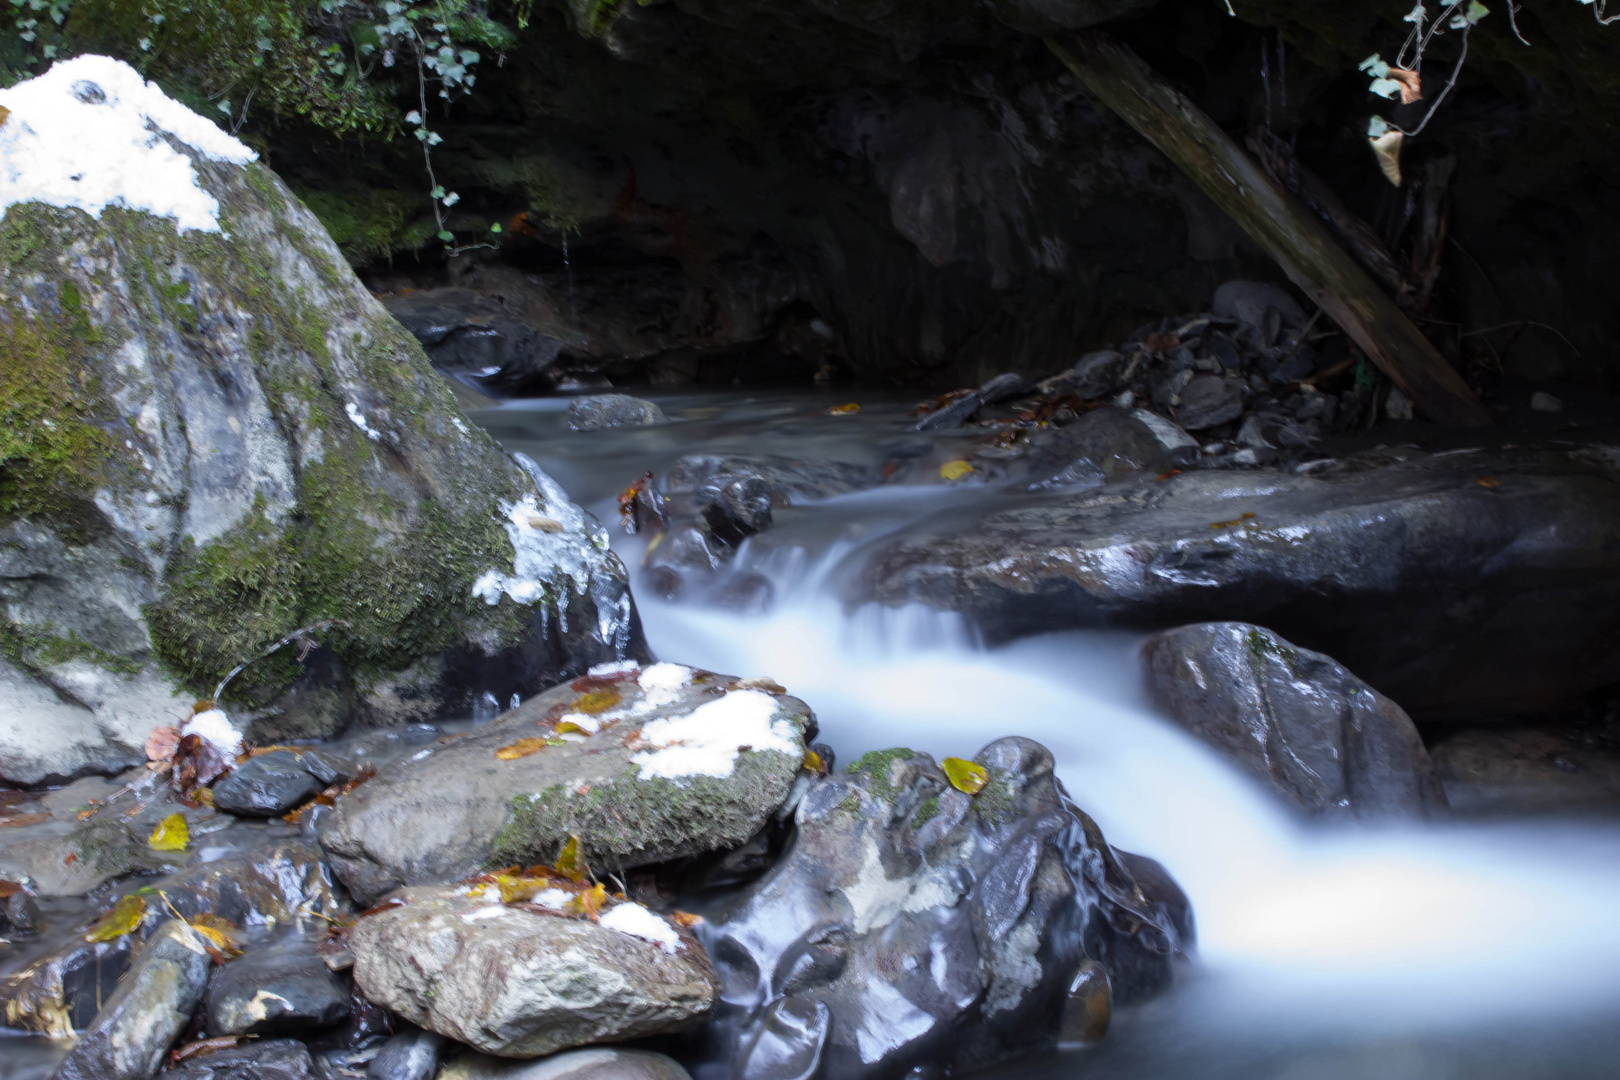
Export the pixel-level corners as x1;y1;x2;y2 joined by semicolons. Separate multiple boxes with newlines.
1047;32;1492;427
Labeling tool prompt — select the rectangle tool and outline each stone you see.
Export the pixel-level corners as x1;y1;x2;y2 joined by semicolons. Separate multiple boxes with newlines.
41;775;122;819
52;920;213;1080
438;1048;692;1080
0;816;157;897
700;737;1191;1080
1530;391;1563;413
1174;375;1245;430
204;940;350;1035
212;751;325;817
300;748;355;787
167;1038;319;1080
702;475;775;547
381;287;565;383
2;887;42;936
1429;721;1620;817
1024;406;1198;488
567;394;669;431
0;57;636;783
350;884;718;1057
320;663;815;904
1212;281;1307;345
857;444;1620;717
1141;623;1450;819
368;1026;448;1080
1072;349;1126;398
662;455;879;504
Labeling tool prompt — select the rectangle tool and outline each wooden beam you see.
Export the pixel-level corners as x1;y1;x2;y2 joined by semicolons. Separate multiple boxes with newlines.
1047;32;1492;427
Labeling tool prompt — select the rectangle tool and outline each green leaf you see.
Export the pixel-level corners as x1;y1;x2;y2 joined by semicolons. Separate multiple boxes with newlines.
436;230;454;242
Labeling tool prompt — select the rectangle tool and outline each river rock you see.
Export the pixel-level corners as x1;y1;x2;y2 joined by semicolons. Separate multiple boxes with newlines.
858;444;1620;717
212;751;325;817
1212;280;1307;346
320;663;815;904
168;1038;319;1080
1071;349;1126;399
381;287;565;384
204;940;350;1035
700;737;1191;1079
1025;406;1198;488
1141;623;1449;819
1;885;42;936
1429;721;1620;817
0;56;636;785
663;454;880;504
1175;375;1245;430
350;884;718;1057
439;1048;692;1080
52;919;213;1080
368;1026;447;1080
568;394;669;431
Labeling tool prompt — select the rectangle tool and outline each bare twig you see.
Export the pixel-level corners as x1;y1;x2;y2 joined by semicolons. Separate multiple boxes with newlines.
211;620;351;704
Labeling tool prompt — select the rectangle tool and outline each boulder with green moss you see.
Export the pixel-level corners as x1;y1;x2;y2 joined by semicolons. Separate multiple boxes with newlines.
318;661;814;905
0;56;637;785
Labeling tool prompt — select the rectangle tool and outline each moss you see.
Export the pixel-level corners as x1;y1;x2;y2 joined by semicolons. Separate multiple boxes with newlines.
490;750;800;873
0;620;143;678
910;793;941;829
295;185;437;266
846;747;916;803
972;766;1016;828
1245;628;1300;674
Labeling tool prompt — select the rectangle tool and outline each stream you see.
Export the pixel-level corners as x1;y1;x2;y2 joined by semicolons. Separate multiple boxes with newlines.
479;388;1620;1079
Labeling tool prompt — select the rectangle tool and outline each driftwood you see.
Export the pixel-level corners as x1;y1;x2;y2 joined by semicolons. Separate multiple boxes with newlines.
1047;32;1492;428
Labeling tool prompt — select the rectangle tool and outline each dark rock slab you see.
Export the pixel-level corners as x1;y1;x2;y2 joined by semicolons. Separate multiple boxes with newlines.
1025;406;1197;488
439;1048;691;1080
382;288;564;380
213;751;324;817
567;394;668;431
857;445;1620;717
168;1039;318;1080
368;1026;447;1080
1175;375;1245;430
700;736;1190;1080
52;920;212;1080
205;941;350;1035
1142;623;1449;819
1430;721;1620;818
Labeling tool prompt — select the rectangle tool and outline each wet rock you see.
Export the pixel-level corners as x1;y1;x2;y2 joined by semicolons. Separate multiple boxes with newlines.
567;394;669;431
382;287;565;382
1429;721;1620;817
858;445;1620;717
1025;407;1197;488
1141;623;1449;819
168;1038;319;1080
52;919;213;1080
204;940;350;1035
702;475;775;547
212;751;325;817
368;1026;447;1080
0;816;155;896
350;884;718;1057
663;455;879;504
41;775;122;819
1213;281;1306;346
701;737;1190;1080
301;749;355;787
914;373;1027;431
1531;391;1564;413
2;885;42;936
1175;375;1245;430
438;1048;692;1080
1072;350;1126;399
320;663;815;904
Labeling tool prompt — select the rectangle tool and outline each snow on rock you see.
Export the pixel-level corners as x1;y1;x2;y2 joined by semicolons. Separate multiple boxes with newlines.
473;454;610;607
0;54;256;233
631;688;800;780
599;901;681;953
345;402;383;441
588;660;641;678
180;707;243;757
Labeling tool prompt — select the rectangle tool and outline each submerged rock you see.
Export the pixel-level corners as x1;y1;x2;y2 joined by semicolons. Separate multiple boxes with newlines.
0;57;637;783
204;940;350;1035
700;737;1191;1079
350;884;718;1057
167;1039;319;1080
1141;623;1449;819
859;445;1620;717
52;919;213;1080
567;394;669;431
212;750;325;817
438;1048;692;1080
320;663;815;904
368;1026;448;1080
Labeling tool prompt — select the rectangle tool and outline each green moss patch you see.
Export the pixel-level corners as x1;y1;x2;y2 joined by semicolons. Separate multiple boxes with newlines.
846;747;916;803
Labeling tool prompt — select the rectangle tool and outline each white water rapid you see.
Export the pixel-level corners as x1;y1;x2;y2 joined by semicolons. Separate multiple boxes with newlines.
488;389;1620;1078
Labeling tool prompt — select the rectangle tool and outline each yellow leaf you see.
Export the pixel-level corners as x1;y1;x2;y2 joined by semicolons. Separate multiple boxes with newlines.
942;757;989;795
574;688;622;715
567;882;607;919
491;872;561;905
1475;477;1502;489
555;835;590;883
495;737;549;760
801;749;825;775
829;402;861;415
148;812;190;852
1209;511;1256;530
555;721;591;735
187;913;243;958
85;894;146;942
940;460;974;481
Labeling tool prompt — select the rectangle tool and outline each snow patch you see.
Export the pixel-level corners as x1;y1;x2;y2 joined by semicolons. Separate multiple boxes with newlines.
180;708;242;757
472;454;607;607
599;902;681;953
531;888;573;909
345;402;382;441
0;54;256;233
589;660;641;678
631;688;799;780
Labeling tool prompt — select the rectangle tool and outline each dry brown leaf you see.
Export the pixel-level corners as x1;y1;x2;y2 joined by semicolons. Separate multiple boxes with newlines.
145;726;181;763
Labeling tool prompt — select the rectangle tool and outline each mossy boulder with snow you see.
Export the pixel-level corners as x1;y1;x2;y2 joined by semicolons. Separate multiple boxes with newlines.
318;662;814;905
0;56;637;785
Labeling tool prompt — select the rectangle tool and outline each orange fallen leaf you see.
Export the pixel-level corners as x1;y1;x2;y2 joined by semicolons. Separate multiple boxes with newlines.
496;737;551;760
145;726;180;762
1209;512;1257;529
567;882;607;919
0;812;49;828
829;402;861;415
802;749;826;776
574;688;622;715
672;910;704;929
1475;477;1502;489
942;757;989;795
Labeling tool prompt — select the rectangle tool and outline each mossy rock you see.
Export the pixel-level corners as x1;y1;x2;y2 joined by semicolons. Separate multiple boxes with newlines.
0;77;634;784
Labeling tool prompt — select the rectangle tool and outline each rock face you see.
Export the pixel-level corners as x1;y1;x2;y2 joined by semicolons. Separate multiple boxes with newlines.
1429;721;1620;818
700;737;1191;1080
167;1039;319;1080
858;445;1620;717
350;885;719;1057
567;394;668;431
0;58;637;785
438;1048;692;1080
320;663;815;904
1141;623;1449;819
381;288;564;388
203;941;350;1035
51;919;212;1080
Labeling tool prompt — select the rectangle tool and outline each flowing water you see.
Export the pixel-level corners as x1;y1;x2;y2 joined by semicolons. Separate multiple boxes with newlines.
478;388;1620;1079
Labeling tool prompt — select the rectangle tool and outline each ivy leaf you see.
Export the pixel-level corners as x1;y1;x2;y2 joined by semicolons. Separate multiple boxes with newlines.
437;230;454;242
1358;53;1391;79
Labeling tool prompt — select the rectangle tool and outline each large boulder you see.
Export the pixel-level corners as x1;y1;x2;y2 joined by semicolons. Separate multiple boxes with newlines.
0;57;638;784
857;445;1620;717
699;737;1192;1079
1141;623;1449;819
319;662;815;904
350;884;718;1057
1429;720;1620;818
